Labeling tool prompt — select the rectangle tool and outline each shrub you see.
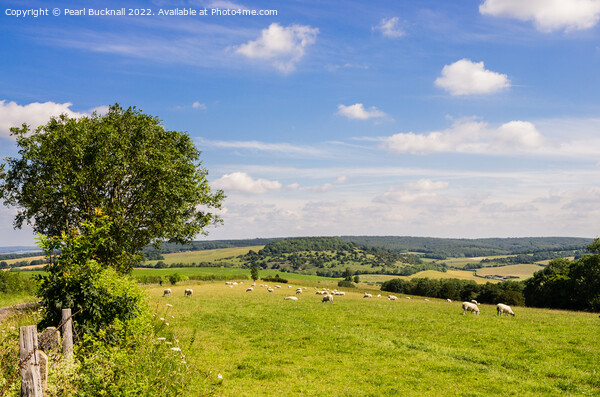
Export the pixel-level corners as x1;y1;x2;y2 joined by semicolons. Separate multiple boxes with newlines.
261;275;288;283
338;280;356;288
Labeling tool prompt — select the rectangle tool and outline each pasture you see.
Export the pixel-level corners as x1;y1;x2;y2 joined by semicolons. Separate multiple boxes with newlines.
150;282;600;396
143;246;264;266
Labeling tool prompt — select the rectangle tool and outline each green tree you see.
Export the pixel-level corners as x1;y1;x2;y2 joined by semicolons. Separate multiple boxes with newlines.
0;105;224;274
353;275;360;283
251;266;259;281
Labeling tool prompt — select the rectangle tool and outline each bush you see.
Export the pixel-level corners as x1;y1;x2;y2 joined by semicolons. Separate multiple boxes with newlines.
337;280;356;288
261;274;288;283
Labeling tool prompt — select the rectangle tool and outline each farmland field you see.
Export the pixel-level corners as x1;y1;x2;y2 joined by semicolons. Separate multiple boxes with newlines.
359;269;496;285
476;264;546;280
148;282;600;396
143;246;264;266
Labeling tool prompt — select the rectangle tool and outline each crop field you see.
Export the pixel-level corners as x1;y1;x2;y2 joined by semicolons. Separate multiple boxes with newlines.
476;264;546;280
148;282;600;396
143;246;264;266
359;269;496;285
440;255;516;269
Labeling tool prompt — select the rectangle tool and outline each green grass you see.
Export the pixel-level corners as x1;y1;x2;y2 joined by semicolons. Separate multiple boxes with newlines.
148;282;600;396
359;270;497;285
0;293;37;308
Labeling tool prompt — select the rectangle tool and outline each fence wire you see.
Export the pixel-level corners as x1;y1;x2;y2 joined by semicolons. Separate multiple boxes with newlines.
0;308;82;396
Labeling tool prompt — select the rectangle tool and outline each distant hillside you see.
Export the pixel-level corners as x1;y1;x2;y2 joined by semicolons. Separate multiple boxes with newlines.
237;237;445;277
339;236;592;259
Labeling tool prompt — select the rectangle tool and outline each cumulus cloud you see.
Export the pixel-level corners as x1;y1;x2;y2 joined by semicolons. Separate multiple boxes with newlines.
435;59;510;96
337;103;388;120
381;118;545;155
479;0;600;32
0;100;104;139
211;172;282;194
192;102;207;110
235;23;319;73
373;17;405;38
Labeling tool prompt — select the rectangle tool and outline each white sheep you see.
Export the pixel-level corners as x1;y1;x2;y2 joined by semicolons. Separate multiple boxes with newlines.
322;294;334;303
184;288;193;297
284;296;298;301
462;302;480;315
405;296;412;300
267;288;274;293
296;289;303;294
334;291;345;296
447;299;452;303
471;299;479;305
424;298;430;302
163;288;172;297
246;288;253;292
363;293;373;298
377;294;382;298
225;282;233;285
388;295;398;300
496;303;515;316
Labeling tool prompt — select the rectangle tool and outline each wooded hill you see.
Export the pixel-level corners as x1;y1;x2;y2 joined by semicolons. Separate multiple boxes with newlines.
237;237;445;277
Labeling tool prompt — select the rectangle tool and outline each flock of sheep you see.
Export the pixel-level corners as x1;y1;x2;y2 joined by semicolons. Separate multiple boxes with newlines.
162;283;516;316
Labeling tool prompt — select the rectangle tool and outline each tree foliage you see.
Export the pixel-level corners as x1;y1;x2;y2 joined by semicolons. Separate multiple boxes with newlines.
523;239;600;311
0;104;224;273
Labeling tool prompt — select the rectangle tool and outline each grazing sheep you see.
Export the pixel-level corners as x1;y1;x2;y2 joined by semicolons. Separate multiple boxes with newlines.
388;295;398;300
225;282;233;285
405;296;412;300
471;300;479;305
496;303;515;317
447;299;452;303
274;285;281;289
462;302;480;315
296;289;303;294
363;293;373;298
163;288;172;297
377;294;382;298
184;289;193;297
424;298;429;302
322;294;334;303
267;288;274;293
334;291;345;296
246;288;253;292
284;296;298;301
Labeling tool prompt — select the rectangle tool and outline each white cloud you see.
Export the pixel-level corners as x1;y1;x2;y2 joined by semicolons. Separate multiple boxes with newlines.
374;179;448;204
381;118;545;155
235;23;319;73
435;59;510;96
337;103;388;120
192;102;207;110
373;17;405;38
211;172;282;194
479;0;600;32
197;138;327;157
0;100;102;139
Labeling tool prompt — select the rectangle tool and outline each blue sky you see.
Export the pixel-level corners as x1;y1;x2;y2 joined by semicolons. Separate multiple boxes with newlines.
1;0;600;245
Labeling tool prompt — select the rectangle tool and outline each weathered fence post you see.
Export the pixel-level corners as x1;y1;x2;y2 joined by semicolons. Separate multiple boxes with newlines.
19;325;43;397
61;308;73;361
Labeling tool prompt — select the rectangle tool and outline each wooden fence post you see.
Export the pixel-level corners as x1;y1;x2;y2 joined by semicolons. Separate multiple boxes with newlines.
19;325;43;397
61;309;73;361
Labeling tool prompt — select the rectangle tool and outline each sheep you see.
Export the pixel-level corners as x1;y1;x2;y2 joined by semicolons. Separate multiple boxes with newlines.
377;294;382;298
246;288;253;292
447;299;452;303
296;289;303;294
267;288;274;293
462;302;480;315
184;288;193;297
405;296;412;300
274;285;281;289
496;303;515;317
471;299;479;305
284;296;298;301
225;282;233;285
322;294;334;303
316;290;327;295
363;293;373;298
388;295;398;300
424;298;430;302
334;291;345;296
163;288;172;297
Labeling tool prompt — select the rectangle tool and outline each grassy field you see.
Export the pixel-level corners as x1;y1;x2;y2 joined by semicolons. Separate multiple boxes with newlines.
440;255;516;269
147;282;600;396
476;264;546;280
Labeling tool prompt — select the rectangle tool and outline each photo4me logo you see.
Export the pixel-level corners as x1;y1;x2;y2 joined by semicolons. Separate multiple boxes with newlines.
4;7;277;17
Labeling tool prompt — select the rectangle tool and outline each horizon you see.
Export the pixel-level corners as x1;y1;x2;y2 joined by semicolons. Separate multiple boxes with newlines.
1;0;599;246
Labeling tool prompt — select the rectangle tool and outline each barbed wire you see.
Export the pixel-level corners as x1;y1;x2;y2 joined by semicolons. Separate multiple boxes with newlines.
0;308;82;396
